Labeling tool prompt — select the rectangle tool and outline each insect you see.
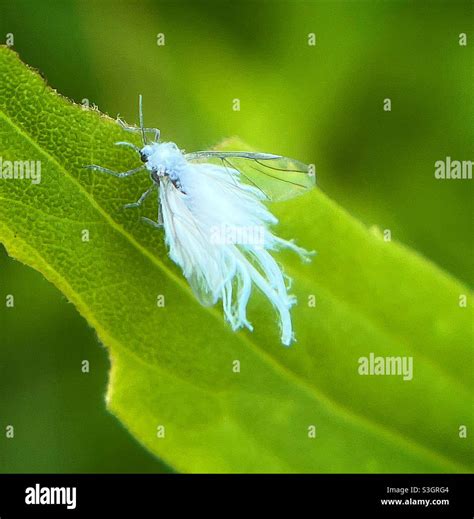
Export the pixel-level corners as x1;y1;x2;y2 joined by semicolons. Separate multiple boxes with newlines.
86;96;315;345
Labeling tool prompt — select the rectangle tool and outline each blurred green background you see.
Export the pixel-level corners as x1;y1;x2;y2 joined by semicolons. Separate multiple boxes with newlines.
0;0;472;472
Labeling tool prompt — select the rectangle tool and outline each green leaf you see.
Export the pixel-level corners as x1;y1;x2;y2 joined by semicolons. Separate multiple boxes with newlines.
0;46;472;473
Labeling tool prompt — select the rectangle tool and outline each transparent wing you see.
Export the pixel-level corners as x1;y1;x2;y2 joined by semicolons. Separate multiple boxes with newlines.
185;151;315;201
187;271;217;307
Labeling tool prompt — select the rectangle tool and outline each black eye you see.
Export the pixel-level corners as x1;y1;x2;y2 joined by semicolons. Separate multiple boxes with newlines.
140;152;148;163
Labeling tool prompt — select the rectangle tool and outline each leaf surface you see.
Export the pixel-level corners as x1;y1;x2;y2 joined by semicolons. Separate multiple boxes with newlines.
0;47;472;472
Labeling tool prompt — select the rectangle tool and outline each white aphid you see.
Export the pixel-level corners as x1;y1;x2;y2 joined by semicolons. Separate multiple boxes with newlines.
86;96;315;345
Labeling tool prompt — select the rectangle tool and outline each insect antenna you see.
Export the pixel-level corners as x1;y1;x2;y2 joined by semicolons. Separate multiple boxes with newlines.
138;94;148;146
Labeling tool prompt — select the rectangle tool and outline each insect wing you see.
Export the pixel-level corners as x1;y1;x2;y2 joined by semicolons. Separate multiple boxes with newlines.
185;151;315;201
186;271;218;307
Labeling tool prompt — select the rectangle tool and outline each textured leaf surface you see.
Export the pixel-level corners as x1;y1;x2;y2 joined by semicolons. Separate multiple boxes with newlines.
0;47;472;472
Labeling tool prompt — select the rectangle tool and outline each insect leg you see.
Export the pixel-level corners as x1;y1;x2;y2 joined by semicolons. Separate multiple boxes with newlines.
117;119;160;142
141;217;163;229
123;186;154;209
140;195;163;229
115;141;141;153
84;164;146;178
158;199;163;226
